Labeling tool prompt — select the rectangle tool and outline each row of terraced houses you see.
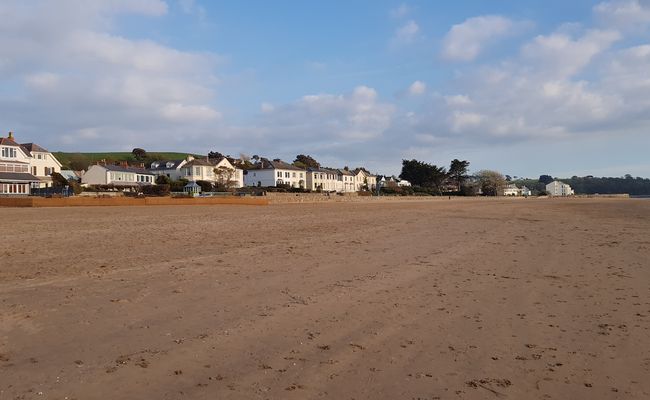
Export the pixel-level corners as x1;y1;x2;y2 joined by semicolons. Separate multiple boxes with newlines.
0;132;379;195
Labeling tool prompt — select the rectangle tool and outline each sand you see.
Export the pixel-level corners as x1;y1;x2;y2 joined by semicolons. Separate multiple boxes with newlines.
0;198;649;399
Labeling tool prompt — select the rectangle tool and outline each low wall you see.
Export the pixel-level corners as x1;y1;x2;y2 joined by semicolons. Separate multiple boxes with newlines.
0;196;268;208
265;192;445;204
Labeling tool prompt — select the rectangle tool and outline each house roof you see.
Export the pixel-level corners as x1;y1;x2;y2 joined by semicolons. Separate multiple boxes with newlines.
184;158;216;167
149;160;184;170
20;143;49;153
0;172;40;182
307;167;339;174
100;164;155;175
337;168;354;176
0;137;21;147
254;158;304;171
60;170;81;180
352;168;376;177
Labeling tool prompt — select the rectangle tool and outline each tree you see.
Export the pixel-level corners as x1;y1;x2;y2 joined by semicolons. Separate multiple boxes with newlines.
448;159;470;191
538;175;554;185
399;159;447;194
196;180;213;192
155;175;170;185
132;148;147;160
477;170;507;196
214;166;237;190
208;151;224;159
293;154;320;169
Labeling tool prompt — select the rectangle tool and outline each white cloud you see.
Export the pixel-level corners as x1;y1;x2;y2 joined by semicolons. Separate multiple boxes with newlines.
393;20;420;45
408;80;426;95
0;0;222;150
261;102;275;113
251;86;395;149
594;0;650;29
444;94;472;106
448;111;485;132
521;29;621;78
390;4;411;19
441;15;529;61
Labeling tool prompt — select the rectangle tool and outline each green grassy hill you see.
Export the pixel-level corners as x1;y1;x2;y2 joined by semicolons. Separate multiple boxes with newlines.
53;152;204;170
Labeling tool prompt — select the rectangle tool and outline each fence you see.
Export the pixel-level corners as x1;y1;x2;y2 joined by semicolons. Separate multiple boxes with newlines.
30;186;73;197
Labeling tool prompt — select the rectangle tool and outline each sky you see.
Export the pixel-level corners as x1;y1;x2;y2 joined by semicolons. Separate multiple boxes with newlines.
1;0;649;178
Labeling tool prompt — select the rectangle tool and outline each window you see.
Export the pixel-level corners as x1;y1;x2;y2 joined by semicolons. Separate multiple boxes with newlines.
292;172;296;178
1;147;17;158
195;167;201;175
285;172;290;178
277;171;282;177
32;166;37;175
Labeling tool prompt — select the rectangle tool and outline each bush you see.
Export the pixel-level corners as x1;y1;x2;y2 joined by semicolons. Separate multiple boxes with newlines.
141;184;170;197
170;179;188;192
155;175;170;185
196;180;214;192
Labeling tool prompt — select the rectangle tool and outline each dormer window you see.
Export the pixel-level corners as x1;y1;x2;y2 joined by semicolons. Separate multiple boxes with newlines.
166;162;175;168
151;162;160;168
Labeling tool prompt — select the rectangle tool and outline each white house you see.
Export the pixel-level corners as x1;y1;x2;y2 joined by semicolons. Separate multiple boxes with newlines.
21;142;62;188
306;167;340;192
1;132;54;195
149;159;188;180
546;180;574;196
149;155;244;188
352;168;377;191
0;132;62;192
398;179;411;187
82;163;155;186
244;158;306;188
503;183;533;196
337;169;356;192
503;183;521;196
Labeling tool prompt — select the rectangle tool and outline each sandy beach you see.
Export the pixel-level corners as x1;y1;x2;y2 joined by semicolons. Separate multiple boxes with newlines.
1;198;649;399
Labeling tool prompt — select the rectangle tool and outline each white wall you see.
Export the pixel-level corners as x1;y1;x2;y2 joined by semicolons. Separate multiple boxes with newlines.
82;165;108;185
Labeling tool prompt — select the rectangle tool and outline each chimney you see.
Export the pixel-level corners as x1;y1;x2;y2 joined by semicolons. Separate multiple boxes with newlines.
121;161;129;167
139;162;145;169
8;131;13;140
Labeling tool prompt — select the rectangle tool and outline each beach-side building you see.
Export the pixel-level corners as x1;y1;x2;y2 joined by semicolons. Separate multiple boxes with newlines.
352;168;377;191
503;184;521;196
82;163;155;186
546;180;574;196
1;132;49;195
150;155;244;188
503;183;533;196
149;159;188;180
337;169;356;192
21;142;62;188
244;158;306;188
0;132;62;191
306;167;340;192
398;179;411;187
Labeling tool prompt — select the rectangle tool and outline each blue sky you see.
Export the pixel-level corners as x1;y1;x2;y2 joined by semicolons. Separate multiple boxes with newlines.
1;0;650;177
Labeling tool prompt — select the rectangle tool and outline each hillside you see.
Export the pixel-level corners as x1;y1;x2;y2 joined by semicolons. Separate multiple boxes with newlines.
53;152;204;170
